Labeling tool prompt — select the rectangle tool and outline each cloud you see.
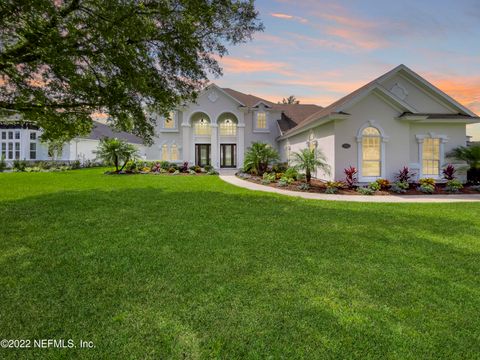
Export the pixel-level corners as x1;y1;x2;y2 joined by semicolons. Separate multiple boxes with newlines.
271;12;308;23
217;56;293;76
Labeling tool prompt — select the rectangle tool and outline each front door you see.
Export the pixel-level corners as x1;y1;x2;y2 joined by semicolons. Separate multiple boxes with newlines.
195;144;211;167
220;144;236;168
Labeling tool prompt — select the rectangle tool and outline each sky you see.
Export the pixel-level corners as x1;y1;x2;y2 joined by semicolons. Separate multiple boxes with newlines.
214;0;480;140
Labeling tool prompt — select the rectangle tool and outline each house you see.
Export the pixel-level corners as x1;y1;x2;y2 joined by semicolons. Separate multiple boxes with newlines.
0;119;146;164
2;64;479;182
147;64;479;182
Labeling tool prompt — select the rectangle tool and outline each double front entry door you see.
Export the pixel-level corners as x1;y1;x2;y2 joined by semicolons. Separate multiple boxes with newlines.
195;144;236;168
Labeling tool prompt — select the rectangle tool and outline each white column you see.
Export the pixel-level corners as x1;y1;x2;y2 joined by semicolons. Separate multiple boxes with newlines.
237;123;245;169
181;123;191;164
210;124;218;169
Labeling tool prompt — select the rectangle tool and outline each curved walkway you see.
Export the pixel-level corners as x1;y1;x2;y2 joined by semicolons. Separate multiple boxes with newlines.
220;175;480;203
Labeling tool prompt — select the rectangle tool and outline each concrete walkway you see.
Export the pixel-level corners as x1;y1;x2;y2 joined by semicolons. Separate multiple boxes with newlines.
220;175;480;203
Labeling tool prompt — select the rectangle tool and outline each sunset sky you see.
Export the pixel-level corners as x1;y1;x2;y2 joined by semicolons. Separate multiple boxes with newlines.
215;0;480;140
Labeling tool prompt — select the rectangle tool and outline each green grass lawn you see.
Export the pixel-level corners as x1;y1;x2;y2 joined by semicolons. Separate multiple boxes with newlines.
0;169;479;359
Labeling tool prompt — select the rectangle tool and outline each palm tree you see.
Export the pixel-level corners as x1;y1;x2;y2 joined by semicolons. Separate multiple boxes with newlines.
447;144;480;182
94;137;138;172
243;142;279;175
290;148;330;183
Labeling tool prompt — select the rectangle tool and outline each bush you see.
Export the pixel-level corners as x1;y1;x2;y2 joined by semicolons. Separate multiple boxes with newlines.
179;162;189;173
172;170;180;175
357;187;374;195
442;164;456;180
71;160;81;169
275;172;284;180
324;187;337;194
391;181;409;193
13;159;27;172
419;178;436;187
297;183;310;191
280;176;294;185
207;169;219;175
204;164;213;172
243;142;279;175
344;166;357;188
418;184;435;194
277;178;289;187
445;179;463;193
160;161;171;170
367;181;381;192
470;185;480;192
168;167;176;173
0;155;6;172
284;167;298;181
272;162;288;173
375;178;390;190
189;169;196;175
262;172;276;182
325;181;344;194
396;166;416;183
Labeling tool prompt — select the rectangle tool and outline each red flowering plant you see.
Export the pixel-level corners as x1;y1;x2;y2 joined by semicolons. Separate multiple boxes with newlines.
442;164;456;180
344;166;357;188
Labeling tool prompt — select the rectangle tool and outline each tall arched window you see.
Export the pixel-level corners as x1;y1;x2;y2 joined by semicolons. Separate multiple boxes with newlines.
361;126;381;178
194;118;211;136
170;144;178;161
161;144;169;161
220;119;236;136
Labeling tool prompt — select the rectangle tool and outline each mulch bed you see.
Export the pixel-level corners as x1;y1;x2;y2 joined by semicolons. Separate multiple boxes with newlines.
242;175;480;195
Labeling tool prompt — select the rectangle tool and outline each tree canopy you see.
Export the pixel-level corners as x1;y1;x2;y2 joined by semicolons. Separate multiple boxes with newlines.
0;0;263;144
279;95;299;104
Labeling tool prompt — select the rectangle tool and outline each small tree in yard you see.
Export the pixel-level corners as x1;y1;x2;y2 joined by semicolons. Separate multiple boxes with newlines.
94;138;138;172
290;148;330;183
243;142;279;175
448;145;480;182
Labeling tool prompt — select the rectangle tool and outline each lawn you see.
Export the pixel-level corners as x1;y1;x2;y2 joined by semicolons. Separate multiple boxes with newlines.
0;169;479;359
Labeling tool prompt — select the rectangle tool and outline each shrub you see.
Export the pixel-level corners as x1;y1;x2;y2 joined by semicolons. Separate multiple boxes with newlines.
390;181;409;193
277;178;289;187
357;187;374;195
470;185;480;192
194;165;201;173
418;184;435;194
243;142;279;175
325;181;345;193
0;155;6;172
297;183;310;191
447;145;480;182
13;159;27;172
396;166;416;183
172;170;180;175
284;167;298;181
207;169;219;175
272;162;288;173
179;162;189;173
445;179;463;193
324;187;337;194
296;173;306;181
160;161;171;170
344;166;357;188
419;178;436;187
189;169;196;175
71;160;81;169
151;162;161;173
442;164;456;180
375;178;390;190
204;164;213;172
168;167;176;173
275;172;284;180
262;172;276;183
367;181;381;192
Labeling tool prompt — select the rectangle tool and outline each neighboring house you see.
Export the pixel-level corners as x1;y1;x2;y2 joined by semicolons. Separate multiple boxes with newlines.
2;64;479;182
0;120;145;164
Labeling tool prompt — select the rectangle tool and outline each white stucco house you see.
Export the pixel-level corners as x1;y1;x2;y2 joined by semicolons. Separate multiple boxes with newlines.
2;64;479;182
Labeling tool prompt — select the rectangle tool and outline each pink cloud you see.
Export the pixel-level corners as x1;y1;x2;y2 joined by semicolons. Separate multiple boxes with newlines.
429;76;480;115
217;56;293;76
271;12;308;23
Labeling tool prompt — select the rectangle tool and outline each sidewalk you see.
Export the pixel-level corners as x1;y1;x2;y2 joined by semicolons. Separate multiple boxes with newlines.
220;175;480;203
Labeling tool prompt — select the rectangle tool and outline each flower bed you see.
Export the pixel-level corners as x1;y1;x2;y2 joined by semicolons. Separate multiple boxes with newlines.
105;160;218;176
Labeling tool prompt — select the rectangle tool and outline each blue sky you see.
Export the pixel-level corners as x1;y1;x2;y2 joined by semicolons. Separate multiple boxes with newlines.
214;0;480;139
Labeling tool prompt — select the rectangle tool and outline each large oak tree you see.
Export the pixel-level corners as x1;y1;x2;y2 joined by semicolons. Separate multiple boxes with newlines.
0;0;263;144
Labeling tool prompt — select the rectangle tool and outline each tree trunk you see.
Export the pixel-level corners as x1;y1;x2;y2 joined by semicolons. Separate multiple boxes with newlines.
114;154;119;172
306;169;311;183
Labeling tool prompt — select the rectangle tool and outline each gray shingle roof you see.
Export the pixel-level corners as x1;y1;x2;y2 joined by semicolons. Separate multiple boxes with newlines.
84;121;144;144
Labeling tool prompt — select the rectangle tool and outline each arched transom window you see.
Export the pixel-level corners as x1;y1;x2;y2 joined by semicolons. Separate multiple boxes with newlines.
361;127;381;177
220;118;236;136
191;112;212;136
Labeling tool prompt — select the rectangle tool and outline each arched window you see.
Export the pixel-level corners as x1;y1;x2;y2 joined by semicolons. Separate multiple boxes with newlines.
170;144;178;161
361;126;381;178
164;111;175;129
194;118;211;136
220;118;236;136
161;144;169;161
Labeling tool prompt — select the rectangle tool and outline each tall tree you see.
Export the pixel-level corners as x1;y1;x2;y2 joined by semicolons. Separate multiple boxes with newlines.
0;0;263;145
279;95;299;104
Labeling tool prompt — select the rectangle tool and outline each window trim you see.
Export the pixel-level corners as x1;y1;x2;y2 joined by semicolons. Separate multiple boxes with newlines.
416;133;448;180
356;121;389;182
159;111;179;132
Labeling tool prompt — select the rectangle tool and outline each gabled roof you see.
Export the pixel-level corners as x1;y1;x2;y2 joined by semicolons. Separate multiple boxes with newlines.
220;87;323;132
82;121;144;144
280;64;480;138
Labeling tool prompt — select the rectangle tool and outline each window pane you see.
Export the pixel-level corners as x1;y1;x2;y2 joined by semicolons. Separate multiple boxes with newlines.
362;127;380;136
170;145;178;161
422;138;440;176
220;119;236;136
161;145;169;161
8;132;13;139
15;131;20;139
194;119;211;136
164;112;175;129
1;132;6;140
30;132;36;140
362;161;381;177
256;112;267;129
